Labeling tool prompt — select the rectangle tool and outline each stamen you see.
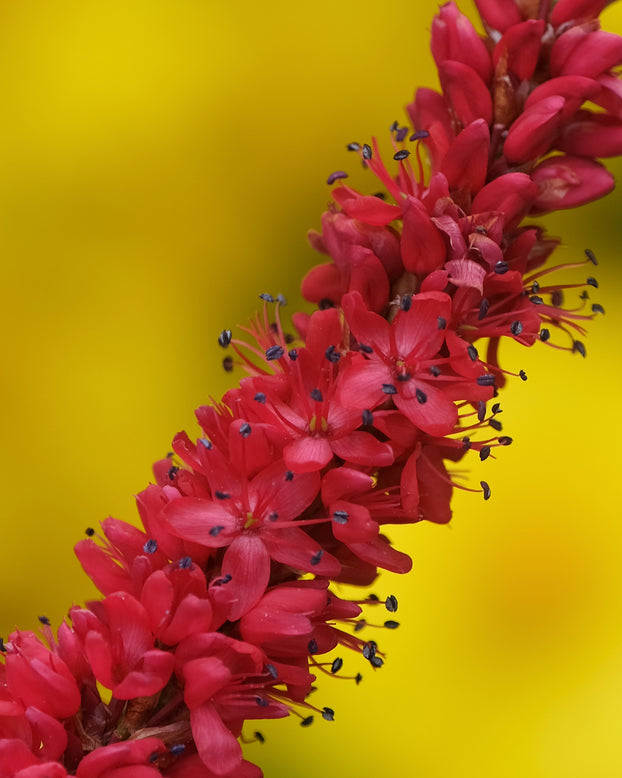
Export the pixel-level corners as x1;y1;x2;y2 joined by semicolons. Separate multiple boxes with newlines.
400;294;412;311
179;556;193;569
467;345;478;361
540;328;551;342
310;549;324;566
362;143;372;160
480;481;491;500
254;392;267;403
85;527;95;536
222;356;234;373
394;149;410;161
346;142;360;151
362;409;374;426
385;594;398;612
478;401;486;422
218;329;232;348
333;510;349;524
265;345;284;361
494;261;509;274
327;171;348;185
259;293;275;302
239;422;252;437
325;345;341;363
519;370;528;381
143;539;158;554
285;471;294;482
38;616;51;626
573;341;586;357
382;383;398;395
215;491;231;500
322;707;335;721
415;388;427;404
437;316;447;329
585;248;598;265
384;620;399;629
510;321;523;336
331;657;344;673
170;745;186;757
478;298;489;320
480;446;491;461
477;374;496;387
310;389;323;402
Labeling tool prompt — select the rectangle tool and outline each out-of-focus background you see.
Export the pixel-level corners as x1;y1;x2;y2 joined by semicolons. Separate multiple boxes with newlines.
1;1;622;776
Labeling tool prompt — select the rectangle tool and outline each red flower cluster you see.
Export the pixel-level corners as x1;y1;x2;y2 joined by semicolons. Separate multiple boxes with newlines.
1;1;616;776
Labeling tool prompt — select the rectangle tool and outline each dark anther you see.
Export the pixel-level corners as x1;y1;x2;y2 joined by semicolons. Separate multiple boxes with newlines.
300;716;314;727
310;389;323;402
355;672;363;684
322;707;335;721
498;436;513;446
592;303;605;314
510;320;523;336
218;329;232;348
179;556;193;569
215;491;231;500
362;409;374;426
580;290;589;300
573;340;586;357
325;345;341;363
494;261;509;274
480;446;491;461
382;383;398;395
347;142;360;151
397;372;412;382
437;316;446;330
277;293;287;306
373;191;386;199
38;615;51;626
0;638;5;653
409;129;429;140
540;328;551;342
318;298;336;310
385;594;398;613
462;437;471;450
254;732;265;744
254;392;266;403
478;400;486;422
552;290;563;307
532;281;540;293
284;332;295;343
390;120;399;132
331;657;344;673
400;294;412;311
370;656;384;668
384;620;399;629
149;752;159;763
368;593;379;601
239;422;252;437
168;466;179;480
477;374;496;387
394;149;410;161
143;539;158;554
396;126;408;142
310;549;324;566
268;512;279;521
530;295;543;305
85;527;95;536
266;663;278;679
255;696;269;708
199;437;213;449
333;510;349;524
467;345;478;361
430;365;441;377
209;526;225;537
212;573;232;586
481;481;491;500
285;470;294;482
259;293;275;302
519;369;528;381
170;745;186;757
585;248;598;265
489;418;502;431
354;620;366;632
362;143;372;160
478;298;489;320
327;170;348;185
358;343;373;354
362;641;377;660
308;639;319;654
416;388;427;404
587;277;598;288
222;356;234;373
265;345;284;361
288;349;299;361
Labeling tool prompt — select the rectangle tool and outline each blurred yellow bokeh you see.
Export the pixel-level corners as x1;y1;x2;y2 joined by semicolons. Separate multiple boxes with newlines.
1;2;622;776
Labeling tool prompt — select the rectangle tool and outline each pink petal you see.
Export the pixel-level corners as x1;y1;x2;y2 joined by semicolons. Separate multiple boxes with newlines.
551;0;610;24
112;649;175;699
301;262;342;306
183;656;231;710
400;196;447;275
330;431;394;467
431;1;493;82
439;61;493;125
348;536;413;574
395;383;458;436
551;27;622;78
250;461;320;521
330;501;378;545
163;498;237;547
337;360;390;410
321;467;375;504
331;186;402;226
440;119;490;194
393;291;451;359
218;534;271;622
558;110;622;157
283;436;333;473
531;154;615;212
191;703;243;777
504;95;565;165
262;526;341;577
493;20;545;82
445;258;487;292
474;0;522;33
341;290;391;353
524;75;599;121
471;172;538;230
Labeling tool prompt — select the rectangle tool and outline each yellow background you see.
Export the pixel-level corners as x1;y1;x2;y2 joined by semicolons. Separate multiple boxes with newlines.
1;2;622;776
